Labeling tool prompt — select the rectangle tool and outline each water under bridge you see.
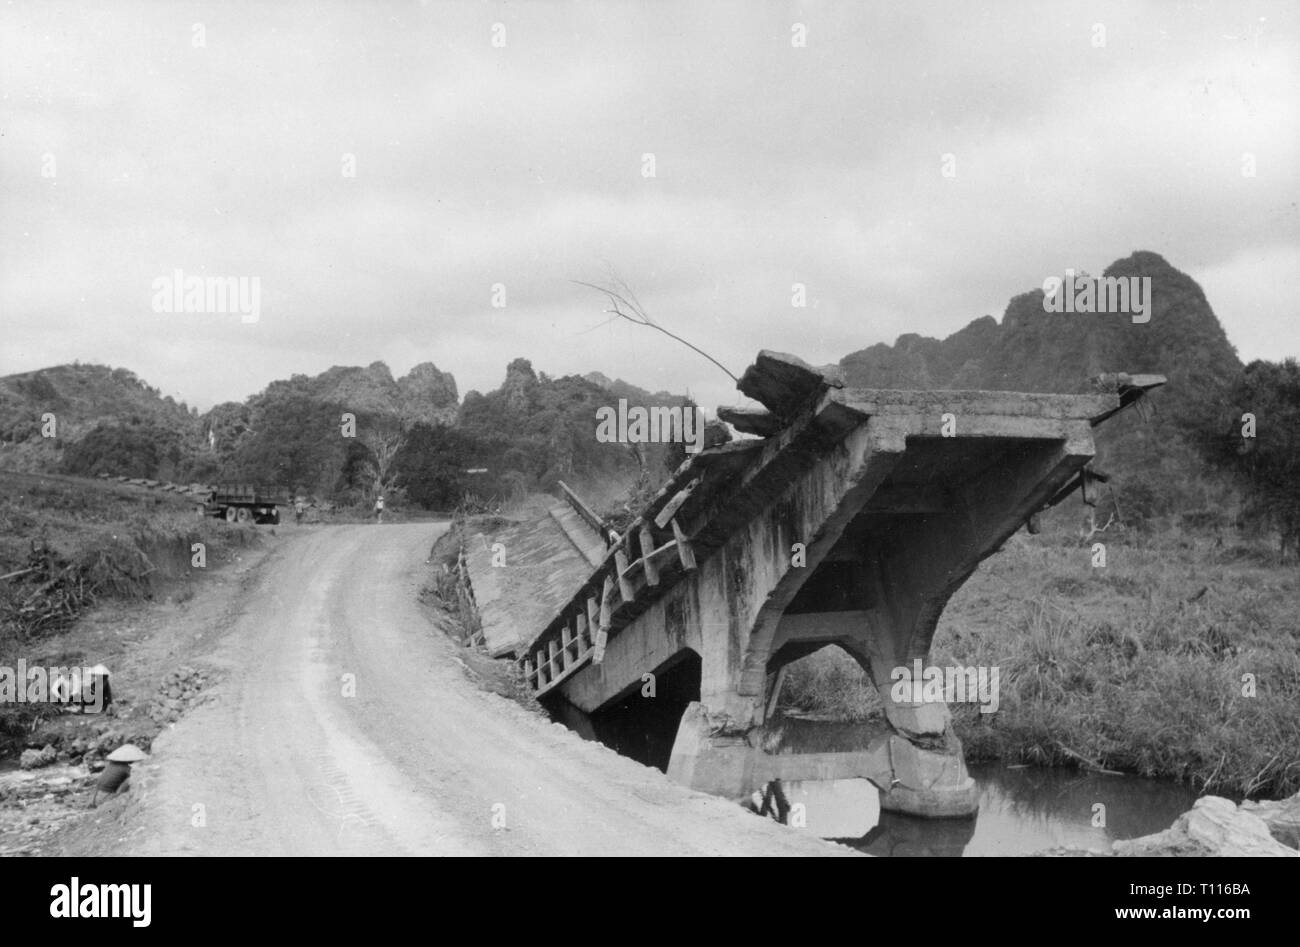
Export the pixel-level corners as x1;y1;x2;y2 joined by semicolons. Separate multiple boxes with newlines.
458;351;1163;819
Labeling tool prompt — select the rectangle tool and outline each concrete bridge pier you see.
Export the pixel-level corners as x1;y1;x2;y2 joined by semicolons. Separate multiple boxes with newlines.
668;418;1102;820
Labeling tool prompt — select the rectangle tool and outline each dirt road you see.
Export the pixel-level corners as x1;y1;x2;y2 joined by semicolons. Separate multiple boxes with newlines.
69;524;847;856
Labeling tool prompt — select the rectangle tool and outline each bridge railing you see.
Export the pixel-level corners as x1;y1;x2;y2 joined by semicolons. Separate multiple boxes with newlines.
521;516;699;696
556;480;617;544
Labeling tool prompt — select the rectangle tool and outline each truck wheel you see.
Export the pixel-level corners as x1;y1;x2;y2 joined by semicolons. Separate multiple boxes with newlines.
236;507;252;524
224;506;238;523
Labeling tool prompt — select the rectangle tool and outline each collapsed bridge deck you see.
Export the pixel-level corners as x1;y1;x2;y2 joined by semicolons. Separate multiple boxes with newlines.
467;351;1163;818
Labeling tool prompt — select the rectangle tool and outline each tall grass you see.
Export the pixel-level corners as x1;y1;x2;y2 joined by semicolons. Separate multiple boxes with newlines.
776;528;1300;799
779;648;882;720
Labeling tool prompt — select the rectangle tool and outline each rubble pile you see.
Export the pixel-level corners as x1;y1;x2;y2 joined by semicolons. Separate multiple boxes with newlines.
147;665;211;725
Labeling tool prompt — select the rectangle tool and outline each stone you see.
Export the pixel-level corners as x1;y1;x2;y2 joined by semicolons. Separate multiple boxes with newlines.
1114;796;1300;857
18;749;47;770
1240;792;1300;850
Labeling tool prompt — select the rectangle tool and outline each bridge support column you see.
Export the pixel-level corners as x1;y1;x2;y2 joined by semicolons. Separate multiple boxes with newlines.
874;691;980;818
850;621;979;817
665;702;757;800
848;432;1096;817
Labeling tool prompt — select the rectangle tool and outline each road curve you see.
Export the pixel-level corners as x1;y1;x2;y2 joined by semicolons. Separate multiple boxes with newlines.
108;524;848;856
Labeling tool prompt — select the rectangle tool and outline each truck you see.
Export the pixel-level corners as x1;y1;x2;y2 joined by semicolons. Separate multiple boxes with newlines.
202;483;288;525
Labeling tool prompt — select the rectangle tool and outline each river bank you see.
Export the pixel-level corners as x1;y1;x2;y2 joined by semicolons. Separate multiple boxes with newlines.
781;528;1300;801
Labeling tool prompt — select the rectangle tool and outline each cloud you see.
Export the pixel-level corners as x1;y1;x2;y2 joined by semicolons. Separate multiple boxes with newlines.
1;0;1296;411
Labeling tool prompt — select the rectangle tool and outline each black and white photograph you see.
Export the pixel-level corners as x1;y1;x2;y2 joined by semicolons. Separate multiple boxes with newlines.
0;0;1296;917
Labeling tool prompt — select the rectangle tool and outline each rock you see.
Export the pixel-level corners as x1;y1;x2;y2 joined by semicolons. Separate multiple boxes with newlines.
19;749;47;770
397;362;459;426
1240;792;1300;850
1115;796;1300;857
166;687;182;699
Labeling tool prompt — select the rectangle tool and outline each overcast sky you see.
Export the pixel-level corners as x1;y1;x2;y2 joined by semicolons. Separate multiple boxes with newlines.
2;0;1297;413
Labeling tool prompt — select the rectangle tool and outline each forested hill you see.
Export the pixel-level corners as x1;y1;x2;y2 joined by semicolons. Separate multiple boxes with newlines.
839;251;1240;395
0;251;1273;526
0;364;200;478
0;355;687;511
837;251;1246;525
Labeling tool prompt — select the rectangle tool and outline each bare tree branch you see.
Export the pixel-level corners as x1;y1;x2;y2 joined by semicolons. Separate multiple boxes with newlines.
572;278;740;385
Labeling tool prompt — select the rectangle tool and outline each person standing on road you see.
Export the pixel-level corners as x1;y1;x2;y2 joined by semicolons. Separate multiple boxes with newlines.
294;495;306;524
374;494;384;524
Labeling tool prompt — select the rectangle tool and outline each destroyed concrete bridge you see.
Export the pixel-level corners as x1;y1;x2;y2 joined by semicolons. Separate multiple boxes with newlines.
459;351;1163;819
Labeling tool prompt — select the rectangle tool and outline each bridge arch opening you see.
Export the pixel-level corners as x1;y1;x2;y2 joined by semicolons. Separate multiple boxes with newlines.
767;641;883;722
547;650;702;773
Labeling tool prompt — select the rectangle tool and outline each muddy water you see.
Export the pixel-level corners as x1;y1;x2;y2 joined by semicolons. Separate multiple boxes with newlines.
763;715;1198;854
849;763;1199;856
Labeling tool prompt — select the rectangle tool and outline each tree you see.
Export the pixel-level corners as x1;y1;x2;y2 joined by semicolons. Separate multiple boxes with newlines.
361;422;406;496
63;421;183;480
1220;359;1300;558
392;423;473;510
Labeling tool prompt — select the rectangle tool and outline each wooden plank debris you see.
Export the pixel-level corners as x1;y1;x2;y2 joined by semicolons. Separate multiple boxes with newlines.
716;405;783;437
638;524;660;586
671;518;696;571
614;548;635;603
654;477;701;529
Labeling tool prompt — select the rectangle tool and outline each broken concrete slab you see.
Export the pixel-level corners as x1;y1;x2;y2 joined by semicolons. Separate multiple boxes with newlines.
717;405;783;437
1114;796;1300;857
1240;792;1300;850
737;350;842;418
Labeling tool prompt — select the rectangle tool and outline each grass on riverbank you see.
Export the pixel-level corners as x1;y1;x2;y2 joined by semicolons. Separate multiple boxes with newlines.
779;527;1300;799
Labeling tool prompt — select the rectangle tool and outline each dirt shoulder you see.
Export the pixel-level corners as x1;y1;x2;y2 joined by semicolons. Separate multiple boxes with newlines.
1;525;281;856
